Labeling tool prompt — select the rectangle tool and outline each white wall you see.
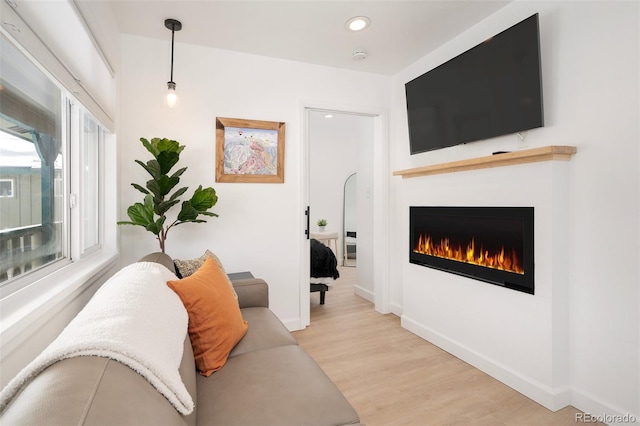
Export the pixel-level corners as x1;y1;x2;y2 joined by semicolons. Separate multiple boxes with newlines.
389;0;639;420
118;35;388;330
355;116;375;299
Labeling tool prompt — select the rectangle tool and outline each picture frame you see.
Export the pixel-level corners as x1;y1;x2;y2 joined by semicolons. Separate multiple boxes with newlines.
216;117;286;183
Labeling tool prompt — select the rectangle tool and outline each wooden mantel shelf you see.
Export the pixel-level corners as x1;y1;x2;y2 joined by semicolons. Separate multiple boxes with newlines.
393;145;577;179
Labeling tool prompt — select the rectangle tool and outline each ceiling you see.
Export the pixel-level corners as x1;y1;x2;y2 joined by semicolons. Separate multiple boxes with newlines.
109;1;511;76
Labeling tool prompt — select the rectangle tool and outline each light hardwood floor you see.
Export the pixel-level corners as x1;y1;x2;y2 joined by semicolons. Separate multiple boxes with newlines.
293;266;600;426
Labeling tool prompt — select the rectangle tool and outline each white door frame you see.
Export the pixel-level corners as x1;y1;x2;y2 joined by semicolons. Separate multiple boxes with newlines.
299;99;390;328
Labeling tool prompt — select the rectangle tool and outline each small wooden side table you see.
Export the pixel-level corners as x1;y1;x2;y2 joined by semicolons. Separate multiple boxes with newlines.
310;231;339;256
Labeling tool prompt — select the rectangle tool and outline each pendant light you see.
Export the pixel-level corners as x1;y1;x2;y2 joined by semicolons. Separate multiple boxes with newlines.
164;18;182;107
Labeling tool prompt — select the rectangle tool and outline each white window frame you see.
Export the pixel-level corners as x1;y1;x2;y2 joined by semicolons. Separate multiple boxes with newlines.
77;108;104;256
0;99;112;291
0;29;118;356
0;178;15;198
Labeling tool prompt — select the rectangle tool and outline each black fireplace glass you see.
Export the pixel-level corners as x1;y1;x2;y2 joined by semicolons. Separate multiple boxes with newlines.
410;206;534;294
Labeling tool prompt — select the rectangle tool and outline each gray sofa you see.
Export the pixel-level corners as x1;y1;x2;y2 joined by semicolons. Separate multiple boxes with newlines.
0;252;361;425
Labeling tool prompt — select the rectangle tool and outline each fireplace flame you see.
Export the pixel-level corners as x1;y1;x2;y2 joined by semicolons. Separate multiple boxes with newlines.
414;234;524;274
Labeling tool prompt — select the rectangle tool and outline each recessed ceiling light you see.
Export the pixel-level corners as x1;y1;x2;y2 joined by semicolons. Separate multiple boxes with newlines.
346;16;371;32
324;114;334;119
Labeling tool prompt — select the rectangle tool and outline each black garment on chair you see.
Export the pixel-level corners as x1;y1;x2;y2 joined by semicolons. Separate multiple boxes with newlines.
310;239;340;304
311;239;340;279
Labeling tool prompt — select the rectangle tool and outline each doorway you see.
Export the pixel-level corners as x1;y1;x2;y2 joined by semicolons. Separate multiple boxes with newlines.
301;104;389;328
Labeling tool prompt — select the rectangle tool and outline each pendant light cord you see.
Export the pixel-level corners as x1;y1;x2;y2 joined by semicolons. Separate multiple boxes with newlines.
170;25;175;83
164;19;181;85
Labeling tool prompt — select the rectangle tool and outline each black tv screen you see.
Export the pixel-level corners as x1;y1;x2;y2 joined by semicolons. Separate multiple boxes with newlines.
406;13;544;155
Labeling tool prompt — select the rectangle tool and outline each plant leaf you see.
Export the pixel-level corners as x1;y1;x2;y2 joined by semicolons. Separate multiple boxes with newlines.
170;167;187;180
157;151;180;174
155;138;184;155
131;183;149;195
156;175;180;196
155;199;180;216
146;179;161;198
146;216;165;235
189;186;218;212
145;138;184;174
141;137;159;158
169;186;188;201
177;200;198;222
135;159;161;180
175;219;206;226
126;195;155;227
200;211;219;217
145;160;162;180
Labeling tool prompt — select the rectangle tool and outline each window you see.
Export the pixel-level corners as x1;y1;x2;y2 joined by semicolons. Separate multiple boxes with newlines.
81;114;101;253
0;179;14;197
0;33;107;286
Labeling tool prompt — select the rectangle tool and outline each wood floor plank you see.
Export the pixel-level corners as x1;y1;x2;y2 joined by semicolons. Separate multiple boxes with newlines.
293;266;601;426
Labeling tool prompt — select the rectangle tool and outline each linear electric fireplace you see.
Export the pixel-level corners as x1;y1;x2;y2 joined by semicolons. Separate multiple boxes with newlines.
410;206;534;294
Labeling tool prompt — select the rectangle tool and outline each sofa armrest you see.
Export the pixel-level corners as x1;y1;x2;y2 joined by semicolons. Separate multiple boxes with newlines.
232;278;269;309
138;252;177;275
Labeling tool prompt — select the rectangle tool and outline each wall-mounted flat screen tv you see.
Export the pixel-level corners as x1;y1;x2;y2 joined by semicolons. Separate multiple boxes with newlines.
405;13;544;155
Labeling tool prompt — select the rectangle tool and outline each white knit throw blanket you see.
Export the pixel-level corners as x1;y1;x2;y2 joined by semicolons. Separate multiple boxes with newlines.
0;262;194;415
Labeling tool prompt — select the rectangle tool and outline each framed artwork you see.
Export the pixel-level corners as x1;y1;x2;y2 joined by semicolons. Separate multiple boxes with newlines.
216;117;286;183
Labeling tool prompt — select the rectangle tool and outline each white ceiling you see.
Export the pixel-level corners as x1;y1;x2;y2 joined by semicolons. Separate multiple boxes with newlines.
109;0;511;76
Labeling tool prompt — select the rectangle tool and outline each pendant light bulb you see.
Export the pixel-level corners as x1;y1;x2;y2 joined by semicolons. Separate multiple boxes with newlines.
167;81;177;108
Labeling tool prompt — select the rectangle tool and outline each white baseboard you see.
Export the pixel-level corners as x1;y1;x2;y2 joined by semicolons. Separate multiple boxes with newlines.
283;317;304;332
354;285;374;302
571;387;640;425
401;314;640;422
401;314;571;412
389;302;403;317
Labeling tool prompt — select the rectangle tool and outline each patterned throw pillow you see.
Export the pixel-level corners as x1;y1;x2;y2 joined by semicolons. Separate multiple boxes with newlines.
174;250;238;302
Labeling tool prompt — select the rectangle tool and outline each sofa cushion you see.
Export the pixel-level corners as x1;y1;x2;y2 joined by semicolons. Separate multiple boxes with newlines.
230;307;297;357
167;257;248;377
195;345;360;426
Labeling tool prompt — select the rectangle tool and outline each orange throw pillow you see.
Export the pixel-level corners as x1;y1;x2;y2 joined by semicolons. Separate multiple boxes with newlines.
167;257;248;376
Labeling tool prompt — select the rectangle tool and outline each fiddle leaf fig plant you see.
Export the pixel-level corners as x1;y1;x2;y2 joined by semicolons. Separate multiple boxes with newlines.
118;137;218;253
